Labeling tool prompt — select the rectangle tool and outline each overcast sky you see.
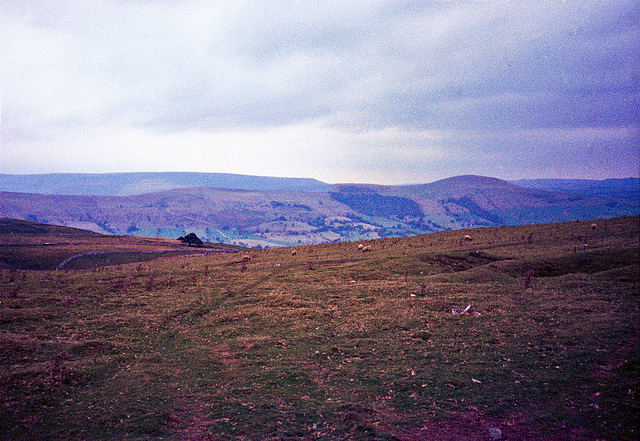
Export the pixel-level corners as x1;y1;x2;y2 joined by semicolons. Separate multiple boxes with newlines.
1;1;638;184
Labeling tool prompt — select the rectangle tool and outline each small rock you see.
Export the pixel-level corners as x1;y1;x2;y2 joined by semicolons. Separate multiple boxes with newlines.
452;304;472;315
488;427;502;440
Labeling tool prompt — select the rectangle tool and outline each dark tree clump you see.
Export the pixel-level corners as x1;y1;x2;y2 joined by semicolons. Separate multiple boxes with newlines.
178;232;203;247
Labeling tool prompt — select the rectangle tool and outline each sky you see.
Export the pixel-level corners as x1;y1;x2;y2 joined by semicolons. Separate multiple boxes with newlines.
1;0;638;185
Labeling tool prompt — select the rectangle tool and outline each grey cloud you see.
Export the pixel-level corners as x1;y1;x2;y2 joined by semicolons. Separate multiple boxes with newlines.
6;0;638;132
1;0;638;180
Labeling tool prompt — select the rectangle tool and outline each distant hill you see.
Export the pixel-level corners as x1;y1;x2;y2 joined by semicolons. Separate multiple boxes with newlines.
512;178;639;201
1;174;637;248
0;172;331;196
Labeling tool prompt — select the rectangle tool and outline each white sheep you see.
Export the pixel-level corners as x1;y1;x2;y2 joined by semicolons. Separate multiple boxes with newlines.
358;244;364;250
291;250;297;256
591;223;597;230
242;255;251;262
463;235;473;241
362;245;372;252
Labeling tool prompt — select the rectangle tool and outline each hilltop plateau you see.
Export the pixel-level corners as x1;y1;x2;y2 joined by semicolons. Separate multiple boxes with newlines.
1;174;637;247
0;216;638;440
0;172;331;196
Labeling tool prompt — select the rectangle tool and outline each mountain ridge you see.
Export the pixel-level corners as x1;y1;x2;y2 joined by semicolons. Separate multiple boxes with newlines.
1;172;637;197
0;172;331;196
1;174;637;248
513;177;639;200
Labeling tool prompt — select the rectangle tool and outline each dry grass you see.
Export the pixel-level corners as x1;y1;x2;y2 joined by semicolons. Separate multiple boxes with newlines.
0;218;238;271
1;216;638;440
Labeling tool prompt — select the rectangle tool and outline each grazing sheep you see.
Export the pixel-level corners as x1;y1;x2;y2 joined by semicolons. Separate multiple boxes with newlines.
291;250;297;256
358;244;364;250
362;245;372;252
242;255;251;262
591;223;597;230
463;235;473;241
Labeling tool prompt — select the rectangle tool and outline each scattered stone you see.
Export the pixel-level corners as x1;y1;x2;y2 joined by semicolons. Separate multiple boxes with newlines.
489;427;502;439
452;304;472;315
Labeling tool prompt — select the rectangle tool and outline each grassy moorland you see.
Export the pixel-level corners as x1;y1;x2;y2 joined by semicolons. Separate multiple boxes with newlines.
0;216;638;440
0;218;237;271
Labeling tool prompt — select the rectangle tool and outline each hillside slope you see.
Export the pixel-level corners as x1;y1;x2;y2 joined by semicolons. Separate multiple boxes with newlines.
0;218;237;270
1;175;637;247
1;216;638;440
513;177;639;200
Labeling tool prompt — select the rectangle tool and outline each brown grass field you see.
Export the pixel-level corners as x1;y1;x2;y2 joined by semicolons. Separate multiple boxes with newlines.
1;216;638;440
0;219;238;271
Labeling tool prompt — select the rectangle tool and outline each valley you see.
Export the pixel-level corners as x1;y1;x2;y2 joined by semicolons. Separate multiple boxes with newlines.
1;174;637;248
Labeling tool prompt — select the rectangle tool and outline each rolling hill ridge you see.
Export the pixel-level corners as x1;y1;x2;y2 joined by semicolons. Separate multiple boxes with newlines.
0;172;330;196
0;174;637;247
